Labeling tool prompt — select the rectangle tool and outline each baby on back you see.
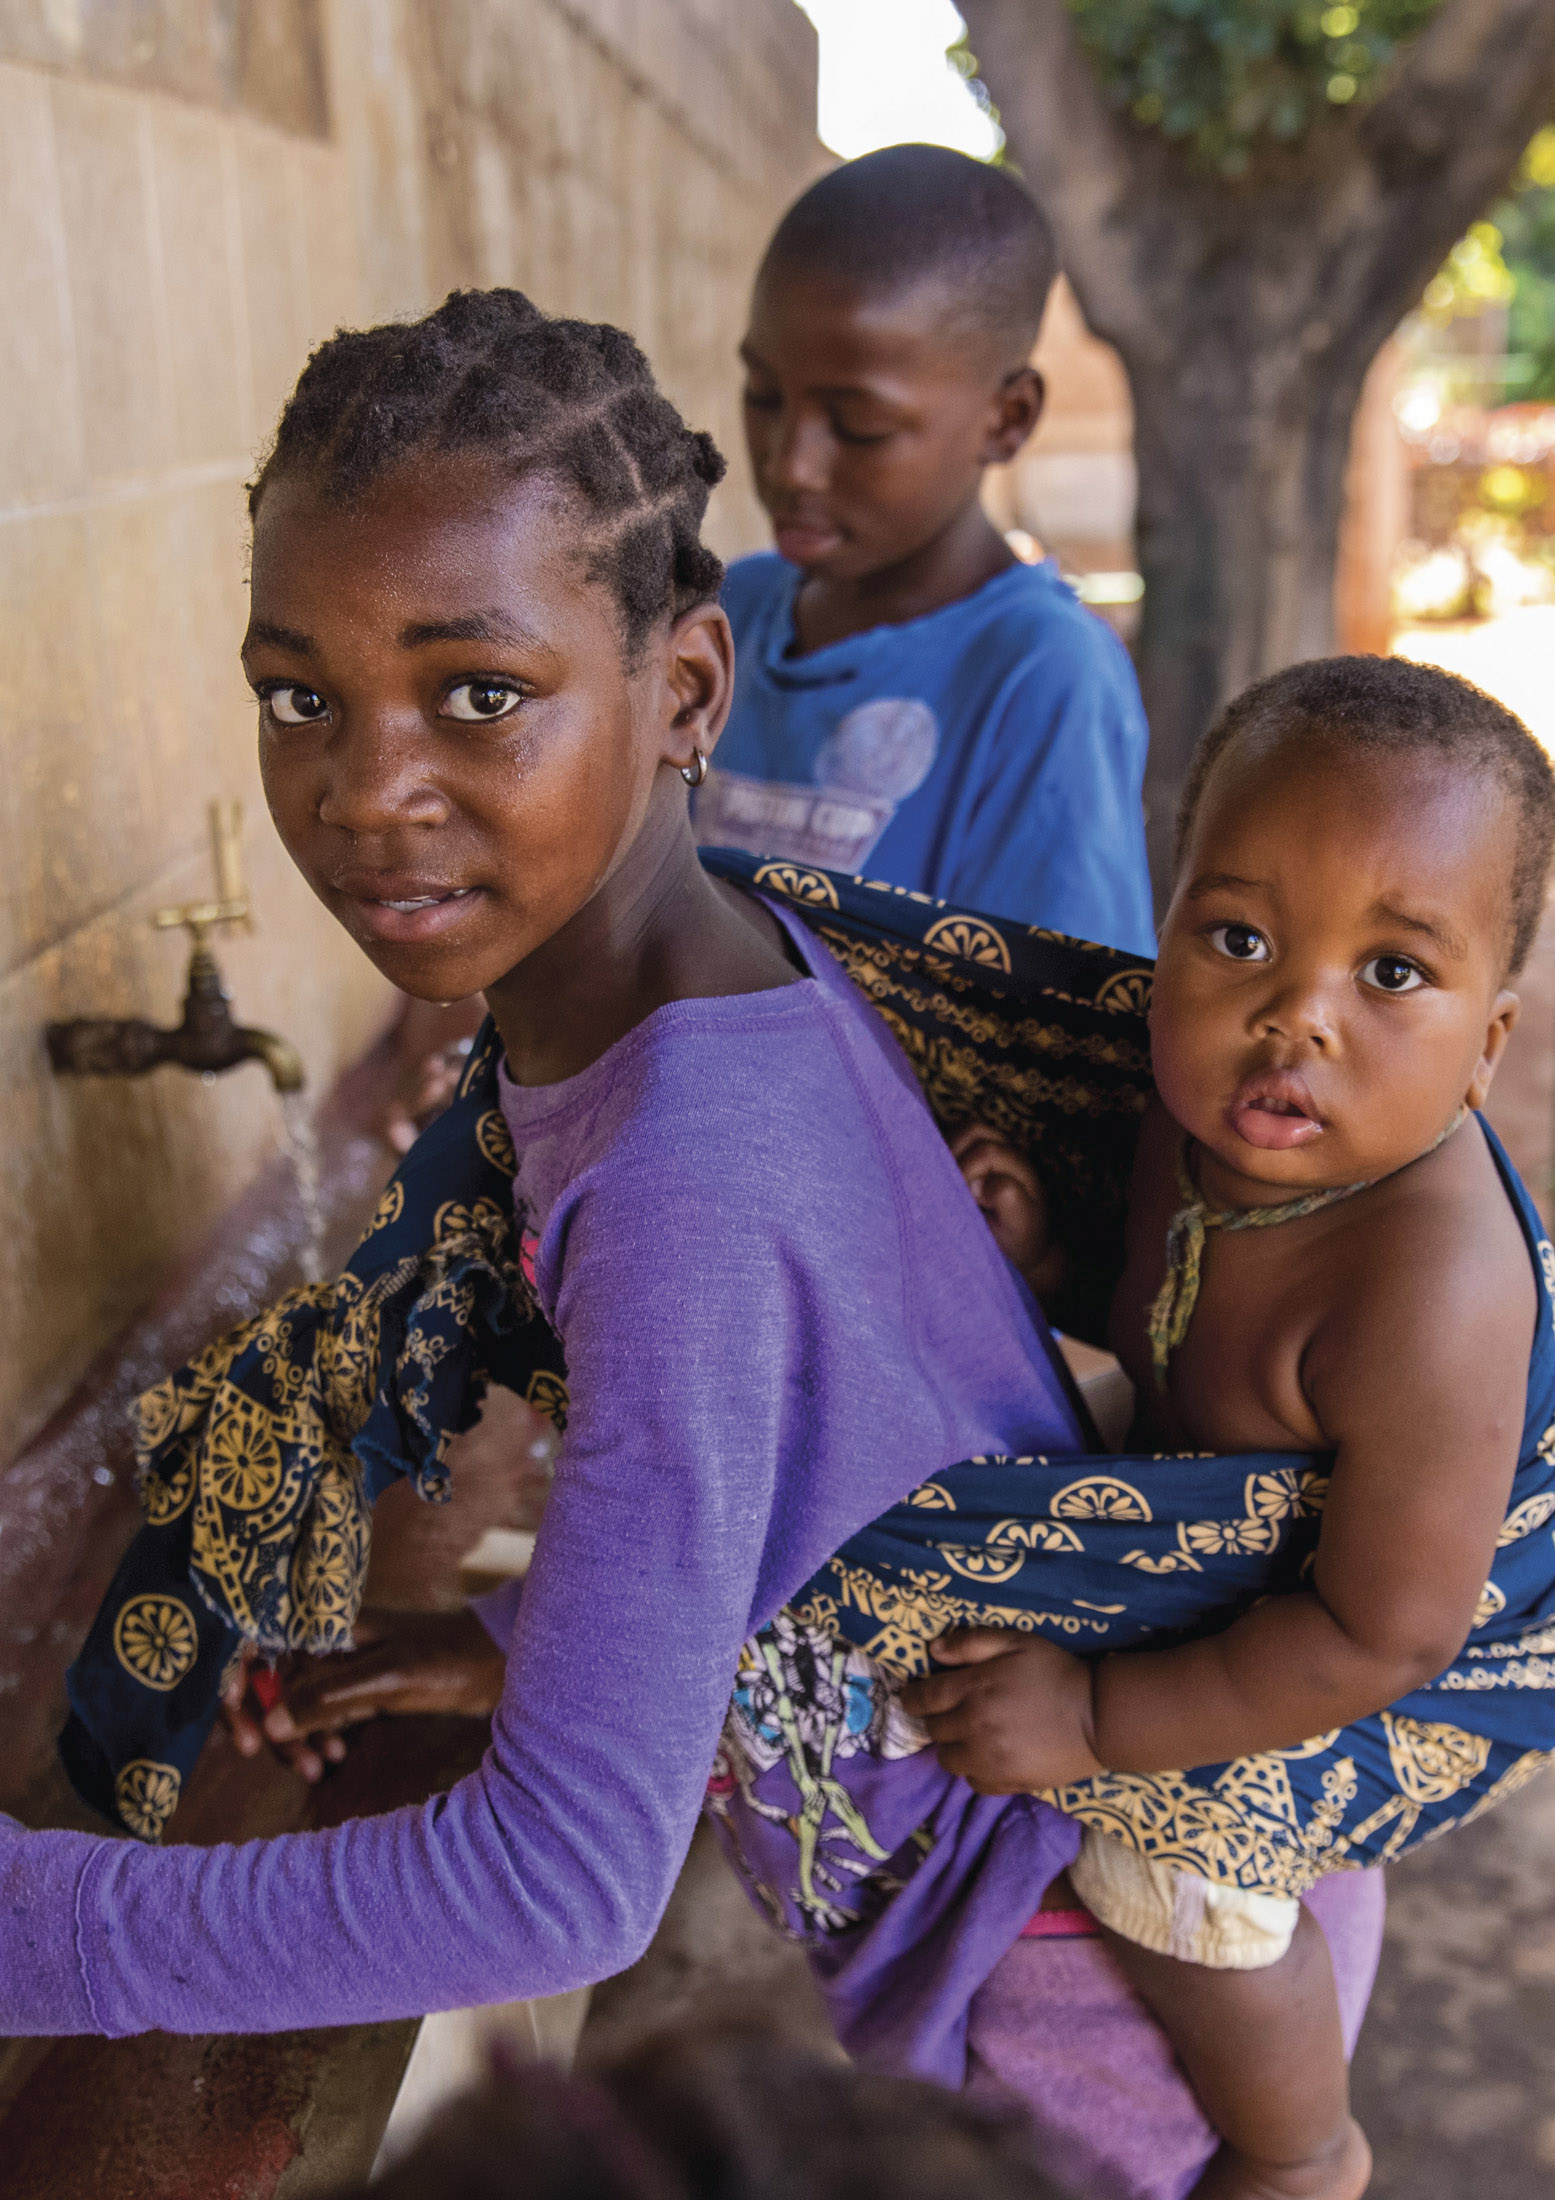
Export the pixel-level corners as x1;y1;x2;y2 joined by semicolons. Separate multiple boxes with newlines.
927;654;1555;2199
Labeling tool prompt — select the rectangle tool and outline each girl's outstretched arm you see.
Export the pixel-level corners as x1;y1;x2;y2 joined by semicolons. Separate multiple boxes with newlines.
0;1146;872;2035
0;974;1061;2037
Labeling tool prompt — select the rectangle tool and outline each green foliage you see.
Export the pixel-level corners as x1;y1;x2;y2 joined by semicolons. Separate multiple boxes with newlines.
1063;0;1445;172
1420;222;1515;324
1498;130;1555;402
1421;132;1555;402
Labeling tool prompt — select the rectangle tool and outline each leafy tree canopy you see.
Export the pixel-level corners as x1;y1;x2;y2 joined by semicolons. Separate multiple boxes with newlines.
1062;0;1444;171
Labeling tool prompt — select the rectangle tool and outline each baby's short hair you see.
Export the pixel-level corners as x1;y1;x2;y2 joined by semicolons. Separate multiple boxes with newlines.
1177;656;1555;975
761;144;1057;364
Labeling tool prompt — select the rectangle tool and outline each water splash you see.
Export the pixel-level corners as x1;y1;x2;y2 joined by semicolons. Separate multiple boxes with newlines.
279;1090;325;1284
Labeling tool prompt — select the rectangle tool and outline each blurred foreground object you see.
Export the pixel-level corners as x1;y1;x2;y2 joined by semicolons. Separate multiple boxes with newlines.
341;2014;1071;2200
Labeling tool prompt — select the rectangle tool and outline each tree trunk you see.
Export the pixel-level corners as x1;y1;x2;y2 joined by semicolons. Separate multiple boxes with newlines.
1125;301;1379;877
960;0;1555;893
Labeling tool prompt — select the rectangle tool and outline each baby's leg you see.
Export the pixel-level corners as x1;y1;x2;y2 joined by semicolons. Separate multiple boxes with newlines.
1106;1913;1369;2199
1071;1838;1368;2199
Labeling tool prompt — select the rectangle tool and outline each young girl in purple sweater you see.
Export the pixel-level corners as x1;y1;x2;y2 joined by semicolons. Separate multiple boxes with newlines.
1;291;1082;2031
4;297;1381;2200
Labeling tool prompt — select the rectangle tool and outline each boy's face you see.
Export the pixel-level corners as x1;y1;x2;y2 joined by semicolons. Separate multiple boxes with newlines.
739;262;1041;581
1150;737;1521;1201
244;459;730;1004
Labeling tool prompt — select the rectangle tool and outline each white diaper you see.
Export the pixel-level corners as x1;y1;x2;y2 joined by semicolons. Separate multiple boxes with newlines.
1070;1828;1301;1971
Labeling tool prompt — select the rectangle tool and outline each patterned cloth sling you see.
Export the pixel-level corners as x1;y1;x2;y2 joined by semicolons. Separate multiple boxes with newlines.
61;851;1555;1998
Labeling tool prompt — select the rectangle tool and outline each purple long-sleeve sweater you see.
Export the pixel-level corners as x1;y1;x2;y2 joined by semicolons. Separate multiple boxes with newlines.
0;902;1081;2037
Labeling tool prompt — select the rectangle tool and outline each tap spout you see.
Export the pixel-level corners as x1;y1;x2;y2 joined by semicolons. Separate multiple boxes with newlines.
236;1027;305;1095
46;945;304;1095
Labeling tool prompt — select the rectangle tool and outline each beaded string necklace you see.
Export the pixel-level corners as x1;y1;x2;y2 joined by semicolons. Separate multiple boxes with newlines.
1146;1112;1466;1390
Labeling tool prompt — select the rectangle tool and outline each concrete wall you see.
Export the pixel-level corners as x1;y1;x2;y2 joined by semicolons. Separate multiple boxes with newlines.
0;0;820;1460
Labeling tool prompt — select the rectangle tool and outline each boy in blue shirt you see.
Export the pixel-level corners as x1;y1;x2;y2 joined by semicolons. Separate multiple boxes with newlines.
697;144;1154;955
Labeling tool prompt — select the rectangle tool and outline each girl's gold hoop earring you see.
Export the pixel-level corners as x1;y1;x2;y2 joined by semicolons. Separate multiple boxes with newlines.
680;748;709;788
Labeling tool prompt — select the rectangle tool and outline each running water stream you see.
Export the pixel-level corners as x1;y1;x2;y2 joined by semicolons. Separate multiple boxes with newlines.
279;1090;325;1284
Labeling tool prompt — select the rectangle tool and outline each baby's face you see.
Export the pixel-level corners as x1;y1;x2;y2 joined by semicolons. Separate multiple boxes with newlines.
1150;738;1521;1199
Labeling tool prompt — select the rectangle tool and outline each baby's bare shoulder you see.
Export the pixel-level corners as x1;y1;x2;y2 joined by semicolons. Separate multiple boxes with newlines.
1308;1121;1535;1414
1338;1118;1525;1284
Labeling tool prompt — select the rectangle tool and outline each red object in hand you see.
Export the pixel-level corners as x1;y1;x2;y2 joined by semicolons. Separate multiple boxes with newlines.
248;1665;284;1714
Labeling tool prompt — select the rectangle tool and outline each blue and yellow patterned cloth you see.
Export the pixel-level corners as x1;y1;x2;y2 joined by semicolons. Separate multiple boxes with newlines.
61;853;1555;1894
775;1177;1555;1903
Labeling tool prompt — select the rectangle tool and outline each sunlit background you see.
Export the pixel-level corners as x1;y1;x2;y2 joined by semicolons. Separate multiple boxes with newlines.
791;0;1555;759
794;0;999;160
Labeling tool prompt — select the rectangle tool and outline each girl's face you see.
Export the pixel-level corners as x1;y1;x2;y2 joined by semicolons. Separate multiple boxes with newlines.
244;457;730;1003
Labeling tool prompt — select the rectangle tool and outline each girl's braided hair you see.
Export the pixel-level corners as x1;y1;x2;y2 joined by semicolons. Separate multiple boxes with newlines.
249;288;727;656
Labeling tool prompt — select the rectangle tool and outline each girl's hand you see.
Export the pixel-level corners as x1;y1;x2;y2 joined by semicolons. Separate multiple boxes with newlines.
221;1646;350;1783
380;996;486;1155
219;1610;508;1784
383;1041;471;1155
899;1629;1105;1794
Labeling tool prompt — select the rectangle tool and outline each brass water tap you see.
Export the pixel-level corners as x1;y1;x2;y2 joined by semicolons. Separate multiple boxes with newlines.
46;803;304;1095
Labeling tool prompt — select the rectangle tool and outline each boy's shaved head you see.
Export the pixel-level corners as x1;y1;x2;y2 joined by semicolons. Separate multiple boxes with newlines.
1179;656;1555;974
761;144;1057;365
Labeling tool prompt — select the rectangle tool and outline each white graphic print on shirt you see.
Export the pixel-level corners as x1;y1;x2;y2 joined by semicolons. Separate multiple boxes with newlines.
695;697;939;872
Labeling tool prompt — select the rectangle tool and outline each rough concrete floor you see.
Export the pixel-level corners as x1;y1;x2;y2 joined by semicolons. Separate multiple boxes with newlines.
1351;1768;1555;2195
577;1823;835;2070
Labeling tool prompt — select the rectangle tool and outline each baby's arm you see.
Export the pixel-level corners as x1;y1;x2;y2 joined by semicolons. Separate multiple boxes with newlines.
907;1185;1534;1788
